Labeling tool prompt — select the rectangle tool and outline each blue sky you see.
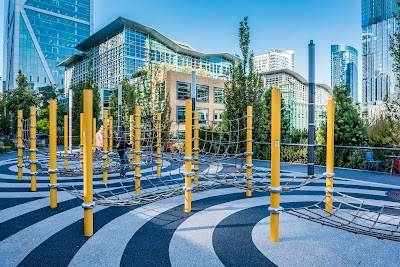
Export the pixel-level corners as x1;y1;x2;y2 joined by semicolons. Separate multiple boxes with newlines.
1;0;361;94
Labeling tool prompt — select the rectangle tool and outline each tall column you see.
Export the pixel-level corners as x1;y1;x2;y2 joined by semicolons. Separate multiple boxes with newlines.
325;100;335;213
68;89;73;153
64;115;68;168
156;113;162;177
308;40;315;176
109;116;113;164
193;110;199;184
29;107;37;192
245;106;253;197
134;106;141;194
117;83;122;142
17;110;23;181
103;110;109;183
49;100;58;208
184;99;193;212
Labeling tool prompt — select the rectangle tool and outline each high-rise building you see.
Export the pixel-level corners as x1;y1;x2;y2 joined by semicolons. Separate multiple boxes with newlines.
261;69;332;130
362;0;399;104
3;0;93;92
331;45;358;102
59;17;238;92
253;49;294;73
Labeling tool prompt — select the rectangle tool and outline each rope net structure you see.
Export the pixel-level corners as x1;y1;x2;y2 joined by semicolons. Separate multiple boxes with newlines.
285;191;400;242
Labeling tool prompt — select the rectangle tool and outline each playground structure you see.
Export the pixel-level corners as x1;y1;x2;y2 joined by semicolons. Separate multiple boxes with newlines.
15;89;400;241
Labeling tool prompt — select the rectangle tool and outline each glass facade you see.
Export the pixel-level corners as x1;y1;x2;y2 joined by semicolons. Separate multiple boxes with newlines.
331;45;358;102
214;87;224;103
362;0;399;103
62;17;237;92
4;0;92;91
196;84;209;102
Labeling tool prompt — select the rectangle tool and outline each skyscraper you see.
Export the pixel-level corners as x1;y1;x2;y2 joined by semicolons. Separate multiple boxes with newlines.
362;0;399;103
253;49;294;73
3;0;93;92
331;45;358;102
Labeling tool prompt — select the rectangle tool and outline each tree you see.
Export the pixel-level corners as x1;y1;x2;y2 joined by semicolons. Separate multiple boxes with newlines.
39;85;58;109
5;71;40;122
319;85;367;146
224;16;268;154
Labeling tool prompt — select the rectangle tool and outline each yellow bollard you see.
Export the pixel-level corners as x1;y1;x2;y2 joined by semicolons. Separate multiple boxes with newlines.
80;113;83;169
184;100;193;212
269;89;283;242
130;115;134;167
246;106;253;197
17;110;23;181
109;116;113;164
64;115;68;169
325;100;335;213
156;113;162;177
193;110;199;184
92;118;96;152
49;100;58;208
134;107;141;194
30;107;37;192
103;110;109;183
83;90;94;237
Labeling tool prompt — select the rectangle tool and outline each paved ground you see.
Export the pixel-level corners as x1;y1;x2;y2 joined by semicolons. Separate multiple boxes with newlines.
0;151;399;267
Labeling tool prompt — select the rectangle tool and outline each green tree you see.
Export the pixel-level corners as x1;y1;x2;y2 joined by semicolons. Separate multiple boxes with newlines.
37;104;68;134
39;85;58;109
319;85;367;146
5;71;40;123
224;16;268;155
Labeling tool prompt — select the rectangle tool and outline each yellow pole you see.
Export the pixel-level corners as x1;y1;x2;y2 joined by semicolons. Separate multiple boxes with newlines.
193;110;199;184
103;110;109;183
135;106;141;194
83;89;94;237
109;116;113;164
129;115;134;167
80;113;83;169
270;89;282;242
64;115;68;169
17;110;23;181
326;100;335;213
30;106;37;192
92;118;96;152
49;100;58;208
156;113;162;177
246;106;253;197
184;99;192;212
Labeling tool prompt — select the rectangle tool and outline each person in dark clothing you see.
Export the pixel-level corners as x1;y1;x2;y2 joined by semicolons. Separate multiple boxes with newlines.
117;138;132;178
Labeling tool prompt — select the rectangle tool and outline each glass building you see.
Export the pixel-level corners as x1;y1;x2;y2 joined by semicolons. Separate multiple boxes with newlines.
3;0;93;91
362;0;399;103
59;17;239;92
331;45;358;102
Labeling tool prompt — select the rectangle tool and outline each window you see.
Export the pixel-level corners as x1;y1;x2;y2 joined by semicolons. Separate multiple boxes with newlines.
214;87;224;103
214;109;224;122
177;82;191;100
196;108;209;123
196;84;209;102
177;106;185;122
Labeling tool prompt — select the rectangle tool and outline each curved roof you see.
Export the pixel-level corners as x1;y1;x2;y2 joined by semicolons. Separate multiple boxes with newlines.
260;68;333;96
73;16;239;62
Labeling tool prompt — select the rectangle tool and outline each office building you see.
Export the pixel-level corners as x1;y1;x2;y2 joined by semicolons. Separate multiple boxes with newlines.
59;17;239;93
362;0;399;104
3;0;93;91
254;49;294;73
331;45;358;102
261;69;333;130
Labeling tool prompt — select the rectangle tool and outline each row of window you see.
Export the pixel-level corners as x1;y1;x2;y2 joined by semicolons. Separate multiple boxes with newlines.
176;107;224;123
176;81;224;103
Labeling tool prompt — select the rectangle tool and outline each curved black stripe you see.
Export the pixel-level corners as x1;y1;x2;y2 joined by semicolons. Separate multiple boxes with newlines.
0;197;44;211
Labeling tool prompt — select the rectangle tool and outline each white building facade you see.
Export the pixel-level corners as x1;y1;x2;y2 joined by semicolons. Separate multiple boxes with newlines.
254;49;294;73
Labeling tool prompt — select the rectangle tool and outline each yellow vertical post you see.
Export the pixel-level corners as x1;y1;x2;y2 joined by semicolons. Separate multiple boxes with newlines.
156;113;162;177
30;107;37;192
103;110;109;183
92;118;96;152
246;106;253;197
129;115;134;167
184;99;193;212
326;100;335;214
17;110;23;181
83;89;94;237
80;113;83;169
49;100;57;208
193;110;199;184
109;116;113;164
134;107;141;194
64;115;68;169
269;89;282;242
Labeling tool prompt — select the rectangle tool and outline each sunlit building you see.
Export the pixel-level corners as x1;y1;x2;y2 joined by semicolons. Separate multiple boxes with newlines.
254;49;294;73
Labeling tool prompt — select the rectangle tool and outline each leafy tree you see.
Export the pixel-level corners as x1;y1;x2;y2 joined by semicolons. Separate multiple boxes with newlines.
37;104;68;134
5;71;40;122
39;85;58;109
368;115;398;148
224;16;268;155
319;85;367;146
